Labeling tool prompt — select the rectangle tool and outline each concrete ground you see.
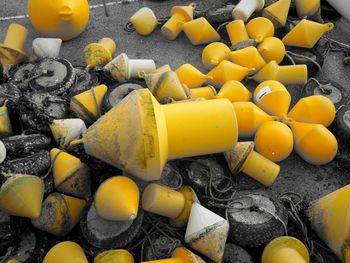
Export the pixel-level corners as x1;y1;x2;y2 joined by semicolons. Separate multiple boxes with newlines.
1;0;350;262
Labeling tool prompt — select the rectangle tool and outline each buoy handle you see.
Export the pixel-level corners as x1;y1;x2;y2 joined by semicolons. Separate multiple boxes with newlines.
69;139;84;147
325;22;334;31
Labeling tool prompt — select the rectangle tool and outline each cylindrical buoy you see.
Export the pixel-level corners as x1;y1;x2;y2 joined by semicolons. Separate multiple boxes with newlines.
130;7;158;36
246;17;275;43
232;0;265;21
83;38;116;69
182;17;221;45
43;241;88;263
226;19;252;48
202;42;230;69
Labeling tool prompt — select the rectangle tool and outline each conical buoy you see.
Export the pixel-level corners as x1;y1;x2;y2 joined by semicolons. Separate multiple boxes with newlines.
226;19;252;48
0;102;13;138
43;241;88;263
94;176;139;221
190;86;217;99
140;64;172;90
0;24;27;68
217;80;251;102
224;141;280;186
232;0;265;21
83;38;116;69
307;184;350;262
254;80;291;117
31;38;62;60
255;121;294;162
94;249;134;263
246;17;275;42
32;192;86;236
50;119;87;149
227;46;266;71
288;95;336;127
233;101;275;137
207;60;252;84
142;247;204;263
70;89;238;181
161;4;195;40
253;61;308;85
130;7;158;36
262;236;310;263
104;53;156;82
282;19;334;48
50;148;91;198
263;0;291;28
185;203;229;262
290;121;338;165
202;42;230;69
182;17;221;45
70;84;108;124
258;37;286;64
176;64;212;89
295;0;322;22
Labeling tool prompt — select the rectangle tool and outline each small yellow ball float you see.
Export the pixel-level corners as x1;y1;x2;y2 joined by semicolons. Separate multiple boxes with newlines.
161;4;195;40
217;80;252;102
255;121;294;162
70;84;108;124
207;60;252;84
50;148;91;198
0;24;27;69
282;19;334;48
175;64;213;89
31;38;62;61
142;247;204;263
142;184;199;227
28;0;89;40
262;0;291;28
0;102;13;138
32;192;86;236
227;46;266;72
252;61;308;85
94;249;134;263
0;173;44;219
290;120;338;165
295;0;322;22
246;17;275;43
258;37;286;64
190;86;217;100
224;141;280;186
254;80;291;117
288;95;336;127
233;101;275;137
307;184;350;262
226;19;252;49
262;236;310;263
83;38;117;69
182;17;221;46
94;176;139;221
43;241;88;263
201;42;230;70
232;0;265;21
130;7;158;36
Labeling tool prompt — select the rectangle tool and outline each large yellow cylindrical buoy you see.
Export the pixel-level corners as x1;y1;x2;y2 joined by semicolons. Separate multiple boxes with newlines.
207;60;252;84
28;0;89;41
227;46;266;71
43;241;88;263
83;38;116;69
246;17;275;43
182;17;221;45
176;64;212;89
217;80;251;102
258;37;286;64
262;0;291;28
202;42;230;69
130;7;158;36
94;249;134;263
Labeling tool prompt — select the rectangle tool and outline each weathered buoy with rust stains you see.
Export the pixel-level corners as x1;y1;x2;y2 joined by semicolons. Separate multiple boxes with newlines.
31;38;62;61
83;38;117;69
50;119;87;149
43;241;88;263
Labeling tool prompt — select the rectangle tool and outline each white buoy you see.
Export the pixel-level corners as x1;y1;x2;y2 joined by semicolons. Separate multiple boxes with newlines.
185;203;229;263
0;140;6;164
31;38;62;60
50;119;87;149
232;0;265;21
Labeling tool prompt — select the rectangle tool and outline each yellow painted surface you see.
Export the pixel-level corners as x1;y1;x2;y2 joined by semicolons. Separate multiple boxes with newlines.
246;17;275;42
202;42;230;69
62;194;86;225
142;259;182;263
228;46;266;71
43;241;88;263
0;103;13;137
130;7;158;36
295;0;320;17
182;17;221;45
263;0;291;27
83;38;116;68
190;86;217;99
176;64;212;89
94;249;134;263
172;247;201;263
226;19;249;46
258;37;286;64
217;80;251;102
207;60;251;84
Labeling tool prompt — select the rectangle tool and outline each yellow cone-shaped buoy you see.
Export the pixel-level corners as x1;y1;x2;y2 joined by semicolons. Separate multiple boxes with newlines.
307;184;350;262
226;19;251;47
282;19;334;48
288;95;336;127
70;84;108;124
50;119;87;149
176;64;212;89
258;37;286;64
161;4;195;40
207;60;252;84
182;17;221;45
202;42;230;69
246;17;275;43
130;7;158;36
140;65;172;90
94;176;139;221
0;24;27;69
217;80;251;102
142;247;204;263
83;38;116;68
227;46;266;71
0;174;44;219
253;61;308;85
262;236;310;263
254;80;291;117
0;102;13;138
190;86;217;99
43;241;88;263
290;120;338;165
94;249;134;263
295;0;322;22
255;121;294;162
233;101;275;137
263;0;291;28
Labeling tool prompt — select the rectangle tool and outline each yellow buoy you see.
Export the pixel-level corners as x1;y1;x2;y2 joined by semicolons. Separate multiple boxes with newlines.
207;60;252;84
258;37;286;64
176;64;212;89
94;176;140;221
142;247;204;263
255;121;294;162
43;241;88;263
201;42;230;69
227;46;266;71
217;80;252;102
182;17;221;45
246;17;275;43
130;7;158;36
226;19;251;47
94;249;134;263
0;24;27;69
263;0;291;28
190;86;217;99
282;19;334;48
83;38;116;69
0;102;13;138
28;0;89;40
295;0;322;22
